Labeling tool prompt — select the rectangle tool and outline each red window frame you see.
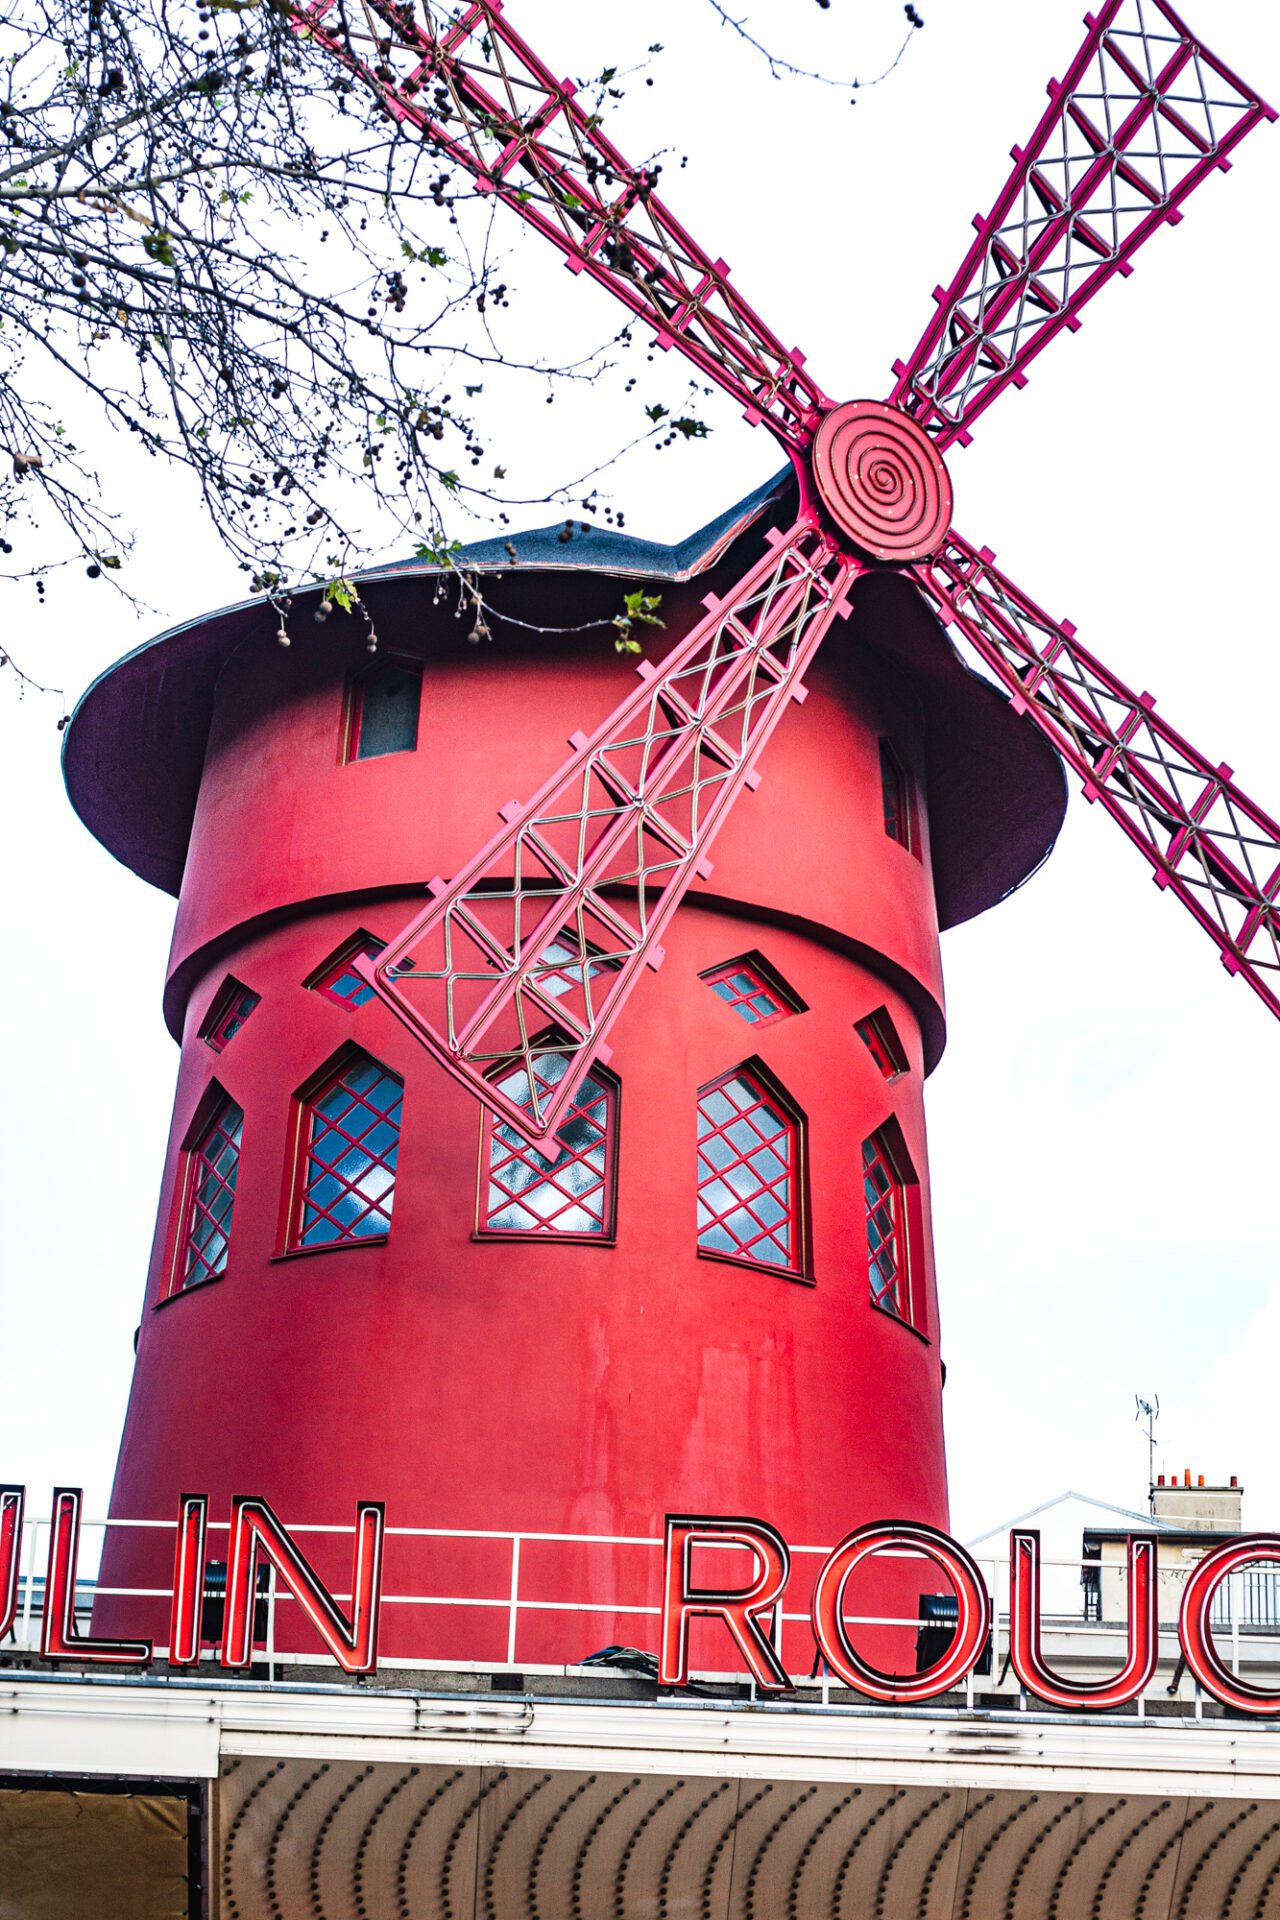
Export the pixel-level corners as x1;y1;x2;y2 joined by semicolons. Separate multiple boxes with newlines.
306;932;386;1011
283;1046;403;1253
478;1048;619;1241
879;738;920;859
862;1120;925;1333
165;1088;244;1298
696;1063;807;1279
856;1006;908;1081
199;976;260;1052
342;655;423;763
701;953;804;1029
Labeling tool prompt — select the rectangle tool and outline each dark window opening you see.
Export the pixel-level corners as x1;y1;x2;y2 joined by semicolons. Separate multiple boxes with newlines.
856;1006;908;1081
879;738;918;856
200;977;260;1052
348;659;421;760
697;1066;803;1275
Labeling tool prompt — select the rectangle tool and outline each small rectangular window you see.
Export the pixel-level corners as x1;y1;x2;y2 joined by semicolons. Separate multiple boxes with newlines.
200;977;260;1052
856;1007;908;1081
879;738;918;856
347;659;421;761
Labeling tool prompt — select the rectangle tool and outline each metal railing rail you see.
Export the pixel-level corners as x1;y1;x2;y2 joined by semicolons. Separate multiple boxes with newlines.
6;1512;1280;1716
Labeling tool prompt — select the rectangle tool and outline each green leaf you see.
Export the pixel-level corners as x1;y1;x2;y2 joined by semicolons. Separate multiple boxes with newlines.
325;576;358;613
142;230;176;268
622;590;664;627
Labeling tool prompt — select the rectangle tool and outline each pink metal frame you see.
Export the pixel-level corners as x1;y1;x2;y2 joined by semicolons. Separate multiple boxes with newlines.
294;0;1276;1135
359;525;858;1139
889;2;1273;448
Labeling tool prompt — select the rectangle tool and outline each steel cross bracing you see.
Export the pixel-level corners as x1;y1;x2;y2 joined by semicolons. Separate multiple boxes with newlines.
366;526;859;1139
888;0;1274;449
915;542;1280;1017
296;0;829;452
292;0;1277;1140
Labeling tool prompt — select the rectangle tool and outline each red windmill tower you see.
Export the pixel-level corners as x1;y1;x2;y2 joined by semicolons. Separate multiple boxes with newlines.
63;0;1275;1676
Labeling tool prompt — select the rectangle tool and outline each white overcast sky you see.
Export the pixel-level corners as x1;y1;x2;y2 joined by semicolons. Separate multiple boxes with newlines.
1;0;1277;1546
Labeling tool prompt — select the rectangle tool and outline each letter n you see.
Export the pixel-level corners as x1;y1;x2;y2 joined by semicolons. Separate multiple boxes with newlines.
221;1495;385;1676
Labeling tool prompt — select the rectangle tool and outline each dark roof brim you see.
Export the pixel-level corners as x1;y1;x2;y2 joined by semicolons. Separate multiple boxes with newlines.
62;470;1066;928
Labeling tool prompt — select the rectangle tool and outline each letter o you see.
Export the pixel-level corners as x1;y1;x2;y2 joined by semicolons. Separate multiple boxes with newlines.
1179;1534;1280;1715
811;1520;990;1704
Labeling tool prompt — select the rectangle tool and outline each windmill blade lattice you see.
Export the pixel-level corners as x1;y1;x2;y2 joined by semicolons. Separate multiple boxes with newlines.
889;0;1275;450
364;525;859;1140
296;0;1276;1137
914;539;1280;1016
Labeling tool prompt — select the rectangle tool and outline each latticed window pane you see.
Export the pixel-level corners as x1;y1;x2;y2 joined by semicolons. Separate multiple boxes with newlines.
697;1071;798;1271
180;1097;243;1288
312;936;385;1011
484;1051;614;1236
296;1055;402;1248
879;739;912;850
864;1132;904;1317
702;957;795;1029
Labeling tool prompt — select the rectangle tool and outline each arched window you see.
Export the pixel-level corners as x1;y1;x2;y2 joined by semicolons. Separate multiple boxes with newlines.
287;1049;402;1250
169;1089;243;1295
863;1121;924;1331
696;1066;804;1275
481;1050;618;1239
344;657;422;761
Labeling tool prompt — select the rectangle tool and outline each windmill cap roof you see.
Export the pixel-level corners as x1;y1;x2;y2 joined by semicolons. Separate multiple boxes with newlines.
62;469;1065;930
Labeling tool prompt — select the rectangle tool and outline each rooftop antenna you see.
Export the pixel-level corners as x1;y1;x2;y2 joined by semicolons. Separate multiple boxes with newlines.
1135;1395;1160;1510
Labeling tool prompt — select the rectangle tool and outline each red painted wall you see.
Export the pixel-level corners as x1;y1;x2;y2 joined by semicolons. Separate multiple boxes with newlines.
96;577;959;1678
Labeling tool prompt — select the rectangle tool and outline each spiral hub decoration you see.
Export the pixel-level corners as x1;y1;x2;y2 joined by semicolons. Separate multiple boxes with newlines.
811;399;952;562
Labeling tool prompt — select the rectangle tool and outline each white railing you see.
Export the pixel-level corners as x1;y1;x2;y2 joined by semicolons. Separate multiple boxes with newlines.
6;1511;1280;1716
